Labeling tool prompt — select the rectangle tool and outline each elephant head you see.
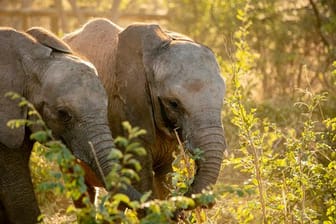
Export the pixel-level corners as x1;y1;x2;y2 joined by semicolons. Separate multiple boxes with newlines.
115;24;226;195
0;27;111;189
63;19;226;197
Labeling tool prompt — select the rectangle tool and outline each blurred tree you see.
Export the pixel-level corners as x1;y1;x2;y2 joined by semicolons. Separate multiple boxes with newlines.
166;0;336;99
0;0;167;34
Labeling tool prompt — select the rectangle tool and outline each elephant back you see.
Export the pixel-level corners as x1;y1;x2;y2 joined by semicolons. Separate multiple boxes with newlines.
63;18;122;91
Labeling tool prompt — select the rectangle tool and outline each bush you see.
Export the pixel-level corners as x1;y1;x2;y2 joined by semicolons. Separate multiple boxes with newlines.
217;3;336;223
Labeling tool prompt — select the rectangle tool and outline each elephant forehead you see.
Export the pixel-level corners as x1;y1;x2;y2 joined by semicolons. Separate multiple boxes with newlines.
42;90;108;120
164;68;224;93
168;42;217;65
184;79;205;92
155;44;221;80
55;90;107;109
163;80;224;106
46;56;97;77
45;60;103;91
42;63;107;107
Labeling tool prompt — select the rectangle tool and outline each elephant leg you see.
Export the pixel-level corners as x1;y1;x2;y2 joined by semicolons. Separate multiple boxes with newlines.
1;172;40;224
0;202;9;223
0;143;40;224
153;163;173;199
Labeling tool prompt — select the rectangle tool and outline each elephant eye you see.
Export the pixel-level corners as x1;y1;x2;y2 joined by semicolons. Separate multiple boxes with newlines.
168;99;179;109
57;108;72;123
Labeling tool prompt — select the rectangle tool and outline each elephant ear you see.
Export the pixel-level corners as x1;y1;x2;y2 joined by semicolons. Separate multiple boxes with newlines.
0;28;29;149
26;27;72;54
0;28;54;149
116;23;172;142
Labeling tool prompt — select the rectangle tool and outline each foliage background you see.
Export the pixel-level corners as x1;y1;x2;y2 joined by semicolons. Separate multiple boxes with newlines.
1;0;335;223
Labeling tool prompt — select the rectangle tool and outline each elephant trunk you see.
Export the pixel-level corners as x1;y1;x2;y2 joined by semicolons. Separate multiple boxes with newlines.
81;121;143;201
84;122;114;187
187;111;226;195
87;128;113;181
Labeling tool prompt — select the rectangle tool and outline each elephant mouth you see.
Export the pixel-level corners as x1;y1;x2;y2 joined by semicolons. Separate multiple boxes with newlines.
157;97;180;139
59;136;103;186
172;127;183;144
76;159;104;187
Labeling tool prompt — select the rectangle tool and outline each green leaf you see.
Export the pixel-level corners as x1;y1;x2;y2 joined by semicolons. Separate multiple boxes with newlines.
113;193;130;204
127;158;142;171
114;136;129;147
109;149;123;160
7;119;28;128
30;131;49;142
133;146;147;156
140;191;152;203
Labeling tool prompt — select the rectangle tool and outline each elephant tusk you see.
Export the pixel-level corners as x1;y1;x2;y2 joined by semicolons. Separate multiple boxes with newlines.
88;141;108;188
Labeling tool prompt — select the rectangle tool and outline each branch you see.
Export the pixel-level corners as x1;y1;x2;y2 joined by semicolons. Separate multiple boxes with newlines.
110;0;122;21
308;0;330;48
67;0;84;24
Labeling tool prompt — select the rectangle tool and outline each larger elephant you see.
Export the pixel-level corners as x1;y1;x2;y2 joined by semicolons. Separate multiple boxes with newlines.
0;27;141;224
64;18;226;199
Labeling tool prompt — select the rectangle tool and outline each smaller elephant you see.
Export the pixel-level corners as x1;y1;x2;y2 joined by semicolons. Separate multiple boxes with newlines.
0;27;140;224
64;19;226;200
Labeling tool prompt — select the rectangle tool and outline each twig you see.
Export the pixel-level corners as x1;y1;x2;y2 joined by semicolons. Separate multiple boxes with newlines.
174;128;193;178
88;141;107;188
308;0;330;48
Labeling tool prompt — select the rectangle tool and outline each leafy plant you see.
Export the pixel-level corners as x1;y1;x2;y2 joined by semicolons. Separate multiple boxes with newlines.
219;2;336;223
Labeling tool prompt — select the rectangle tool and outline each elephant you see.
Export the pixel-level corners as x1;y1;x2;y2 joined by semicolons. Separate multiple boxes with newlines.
0;27;141;224
63;18;226;200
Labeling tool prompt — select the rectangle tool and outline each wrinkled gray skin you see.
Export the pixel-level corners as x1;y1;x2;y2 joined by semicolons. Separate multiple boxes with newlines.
0;27;140;224
64;19;226;199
